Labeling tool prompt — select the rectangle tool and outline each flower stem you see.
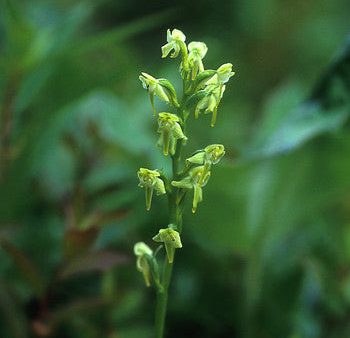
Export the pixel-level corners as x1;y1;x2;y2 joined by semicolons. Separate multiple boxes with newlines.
155;258;173;338
155;132;184;337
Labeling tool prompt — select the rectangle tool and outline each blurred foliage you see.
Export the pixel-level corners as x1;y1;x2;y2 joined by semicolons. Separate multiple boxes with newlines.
0;0;350;337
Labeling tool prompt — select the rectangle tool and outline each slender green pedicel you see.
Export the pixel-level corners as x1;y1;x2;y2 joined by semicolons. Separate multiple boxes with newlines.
134;28;235;338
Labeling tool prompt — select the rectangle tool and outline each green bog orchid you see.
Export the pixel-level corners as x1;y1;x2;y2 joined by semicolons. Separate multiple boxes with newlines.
161;28;187;59
134;242;153;287
134;28;235;338
157;112;187;156
153;227;182;264
137;168;166;211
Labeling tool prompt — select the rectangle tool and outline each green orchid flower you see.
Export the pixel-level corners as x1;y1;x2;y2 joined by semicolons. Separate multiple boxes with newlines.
206;63;235;85
157;112;187;156
192;63;234;125
139;72;179;115
186;144;225;186
187;41;208;80
171;166;211;213
153;227;182;263
161;28;187;59
186;144;225;166
134;242;153;287
194;84;225;127
137;168;166;211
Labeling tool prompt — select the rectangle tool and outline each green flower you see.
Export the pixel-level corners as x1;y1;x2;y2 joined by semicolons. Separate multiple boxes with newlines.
134;242;153;287
186;144;225;166
188;41;208;80
138;168;166;211
194;84;225;127
139;72;178;115
152;227;182;263
171;166;211;213
157;112;187;156
206;63;235;86
161;29;186;59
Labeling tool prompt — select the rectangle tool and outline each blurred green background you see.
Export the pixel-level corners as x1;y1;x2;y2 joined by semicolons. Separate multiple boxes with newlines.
1;0;350;337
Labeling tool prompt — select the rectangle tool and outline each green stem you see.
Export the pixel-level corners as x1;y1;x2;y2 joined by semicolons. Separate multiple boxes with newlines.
155;259;173;338
155;137;184;338
155;179;182;337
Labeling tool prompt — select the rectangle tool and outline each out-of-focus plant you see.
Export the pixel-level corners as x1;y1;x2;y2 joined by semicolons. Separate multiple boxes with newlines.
134;28;234;338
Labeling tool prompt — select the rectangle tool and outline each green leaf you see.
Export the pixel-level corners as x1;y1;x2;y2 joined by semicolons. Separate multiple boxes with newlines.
0;239;45;296
70;9;177;54
14;3;92;113
247;35;350;158
0;280;28;338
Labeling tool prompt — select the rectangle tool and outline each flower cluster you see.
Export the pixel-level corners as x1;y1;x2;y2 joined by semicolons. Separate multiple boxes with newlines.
134;29;234;288
139;28;234;127
172;144;225;213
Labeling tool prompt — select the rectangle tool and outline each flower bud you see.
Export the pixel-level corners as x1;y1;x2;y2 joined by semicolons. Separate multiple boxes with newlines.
152;228;182;263
137;168;166;211
157;113;187;156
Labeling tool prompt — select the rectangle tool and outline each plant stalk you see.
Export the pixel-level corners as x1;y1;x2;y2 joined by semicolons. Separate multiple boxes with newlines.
155;258;173;338
155;130;184;337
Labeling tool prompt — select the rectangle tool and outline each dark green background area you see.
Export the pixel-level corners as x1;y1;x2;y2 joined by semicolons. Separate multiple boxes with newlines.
1;0;350;337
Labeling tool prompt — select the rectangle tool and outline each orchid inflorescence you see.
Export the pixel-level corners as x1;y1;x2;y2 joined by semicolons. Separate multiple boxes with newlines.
133;28;235;337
